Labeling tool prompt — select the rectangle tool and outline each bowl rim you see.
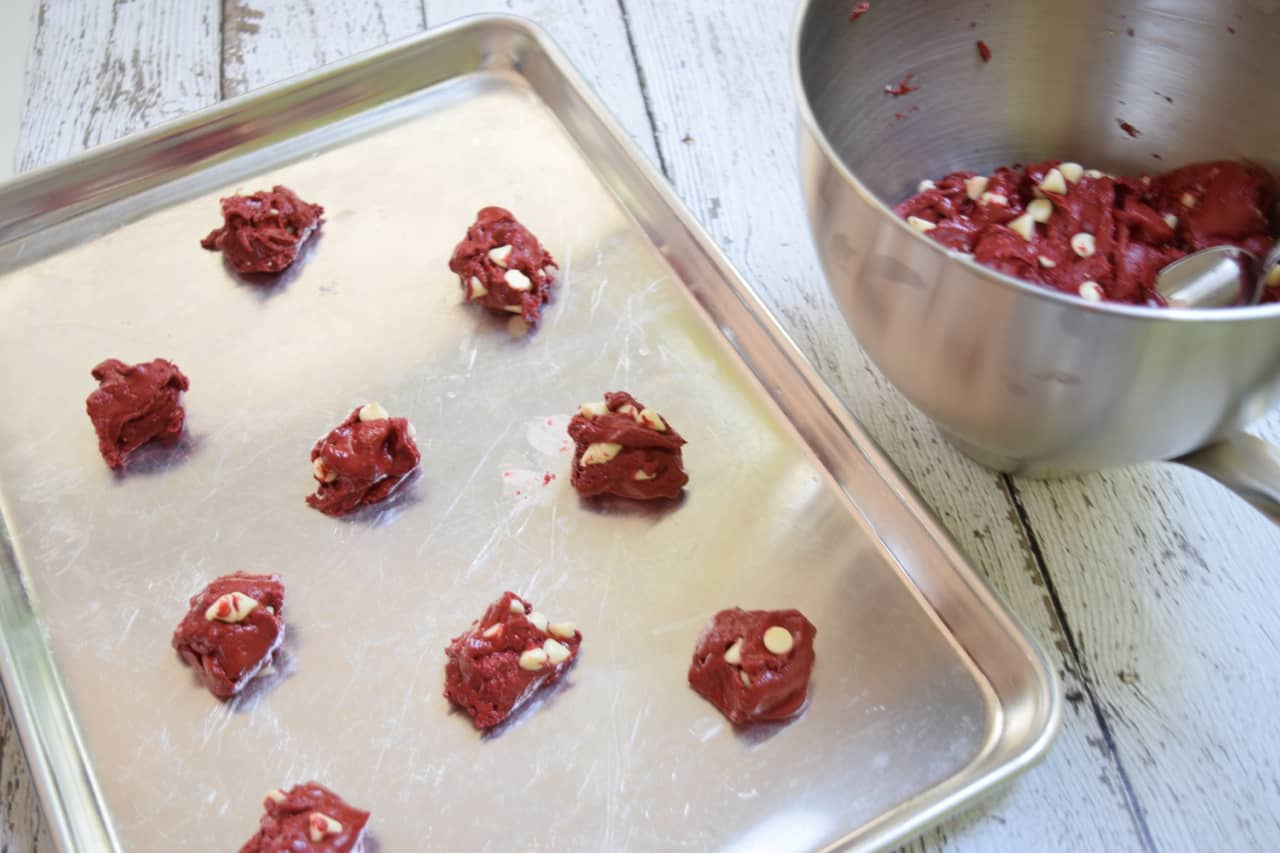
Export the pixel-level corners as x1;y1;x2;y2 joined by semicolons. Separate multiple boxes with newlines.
788;0;1280;325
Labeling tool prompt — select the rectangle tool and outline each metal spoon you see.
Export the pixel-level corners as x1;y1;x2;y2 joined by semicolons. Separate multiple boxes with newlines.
1155;241;1280;308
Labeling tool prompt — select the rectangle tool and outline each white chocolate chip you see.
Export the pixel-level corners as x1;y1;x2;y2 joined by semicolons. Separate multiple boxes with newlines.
312;458;337;483
1180;192;1197;208
1038;167;1068;195
639;408;667;431
266;789;287;804
1084;168;1105;179
1038;256;1057;268
1027;198;1053;224
965;175;989;201
548;622;577;640
543;638;571;664
1163;214;1179;229
487;245;513;267
1070;232;1097;258
503;304;524;313
917;179;936;192
906;215;936;233
581;442;622;466
633;470;655;480
468;275;487;299
519;647;549;671
1141;175;1152;187
358;402;389;422
482;623;503;639
579;401;609;419
1008;213;1036;241
504;269;532;291
204;592;259;624
763;626;795;655
1059;162;1084;183
509;598;526;615
617;403;640;418
979;191;1008;207
309;812;343;843
723;638;743;666
739;670;751;687
1078;280;1104;302
527;611;548;632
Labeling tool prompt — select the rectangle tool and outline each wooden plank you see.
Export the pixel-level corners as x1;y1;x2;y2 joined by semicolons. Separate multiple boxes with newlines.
8;0;222;847
425;0;659;166
16;0;220;171
222;0;424;96
617;1;1148;849
1013;415;1280;850
0;709;52;851
220;0;658;166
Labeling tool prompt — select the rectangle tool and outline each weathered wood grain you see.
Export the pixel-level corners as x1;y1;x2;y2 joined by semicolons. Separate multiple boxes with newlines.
221;0;424;96
0;705;51;852
1014;416;1280;850
16;0;220;171
9;3;221;848
617;1;1148;849
426;0;658;165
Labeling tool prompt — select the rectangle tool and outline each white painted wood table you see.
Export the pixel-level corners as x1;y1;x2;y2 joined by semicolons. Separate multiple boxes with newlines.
5;2;1280;851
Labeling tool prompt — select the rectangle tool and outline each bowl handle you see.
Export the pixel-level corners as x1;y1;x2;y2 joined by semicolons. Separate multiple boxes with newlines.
1175;432;1280;526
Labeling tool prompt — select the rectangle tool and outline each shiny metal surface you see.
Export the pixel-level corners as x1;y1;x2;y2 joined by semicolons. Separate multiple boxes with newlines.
0;16;1056;853
1176;433;1280;525
1156;246;1258;308
794;0;1280;476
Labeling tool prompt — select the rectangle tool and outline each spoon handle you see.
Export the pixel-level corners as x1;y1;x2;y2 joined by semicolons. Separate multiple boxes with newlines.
1175;432;1280;526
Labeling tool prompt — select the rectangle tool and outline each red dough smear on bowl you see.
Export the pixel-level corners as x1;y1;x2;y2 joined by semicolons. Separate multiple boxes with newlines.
895;160;1278;305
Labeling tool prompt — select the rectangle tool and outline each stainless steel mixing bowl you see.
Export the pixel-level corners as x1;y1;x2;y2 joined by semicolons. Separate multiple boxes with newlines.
792;0;1280;510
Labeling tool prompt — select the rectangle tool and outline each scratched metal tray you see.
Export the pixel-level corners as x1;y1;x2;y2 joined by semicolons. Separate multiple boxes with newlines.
0;16;1058;853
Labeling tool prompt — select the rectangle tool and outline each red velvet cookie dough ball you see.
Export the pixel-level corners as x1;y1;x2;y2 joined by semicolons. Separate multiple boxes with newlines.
85;358;189;471
307;402;421;517
688;608;817;726
448;206;557;324
444;591;582;730
240;782;370;853
201;185;324;274
567;391;687;500
171;572;285;700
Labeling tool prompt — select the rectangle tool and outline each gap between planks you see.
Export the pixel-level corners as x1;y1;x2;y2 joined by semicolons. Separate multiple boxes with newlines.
1004;475;1159;853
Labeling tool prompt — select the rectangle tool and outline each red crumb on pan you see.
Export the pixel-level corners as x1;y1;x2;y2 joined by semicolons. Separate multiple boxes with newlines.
1118;119;1142;138
884;73;919;96
976;40;992;62
849;2;870;21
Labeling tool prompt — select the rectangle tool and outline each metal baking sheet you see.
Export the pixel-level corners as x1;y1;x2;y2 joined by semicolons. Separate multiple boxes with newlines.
0;16;1058;853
